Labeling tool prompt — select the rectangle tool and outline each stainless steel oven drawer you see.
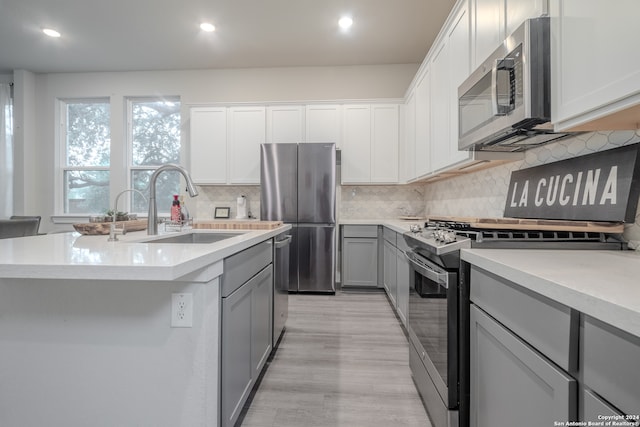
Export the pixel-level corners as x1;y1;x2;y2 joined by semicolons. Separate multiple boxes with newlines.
470;266;575;372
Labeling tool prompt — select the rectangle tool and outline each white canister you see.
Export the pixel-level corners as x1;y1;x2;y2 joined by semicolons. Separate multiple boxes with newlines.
236;195;248;219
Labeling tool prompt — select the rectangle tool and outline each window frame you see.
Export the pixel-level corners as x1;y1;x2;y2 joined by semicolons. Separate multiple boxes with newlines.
56;97;112;217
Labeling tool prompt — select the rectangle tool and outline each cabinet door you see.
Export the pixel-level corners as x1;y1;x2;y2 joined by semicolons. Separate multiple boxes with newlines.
472;0;504;68
342;237;378;287
448;4;472;164
189;107;227;184
305;104;342;147
396;247;409;327
341;104;371;183
415;67;431;177
403;90;417;182
383;239;397;307
371;104;399;183
506;0;547;37
470;305;577;427
251;266;273;377
551;0;640;130
430;40;451;172
228;106;266;184
266;105;304;143
221;280;253;427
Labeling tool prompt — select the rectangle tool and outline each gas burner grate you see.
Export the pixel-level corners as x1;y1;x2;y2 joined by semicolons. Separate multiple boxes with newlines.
460;229;609;243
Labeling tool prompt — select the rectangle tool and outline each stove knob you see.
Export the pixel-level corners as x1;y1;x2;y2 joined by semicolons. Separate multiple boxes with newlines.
444;231;457;243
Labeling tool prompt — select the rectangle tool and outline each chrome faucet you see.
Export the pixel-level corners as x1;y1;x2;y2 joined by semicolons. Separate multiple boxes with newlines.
147;164;199;235
108;189;147;241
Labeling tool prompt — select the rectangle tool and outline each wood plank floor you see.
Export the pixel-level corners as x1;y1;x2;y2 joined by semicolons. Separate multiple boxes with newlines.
239;291;432;427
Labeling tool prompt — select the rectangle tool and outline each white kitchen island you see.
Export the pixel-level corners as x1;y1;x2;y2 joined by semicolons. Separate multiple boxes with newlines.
0;226;289;427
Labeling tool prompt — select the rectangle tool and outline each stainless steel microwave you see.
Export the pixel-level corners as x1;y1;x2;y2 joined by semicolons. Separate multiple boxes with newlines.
458;17;569;152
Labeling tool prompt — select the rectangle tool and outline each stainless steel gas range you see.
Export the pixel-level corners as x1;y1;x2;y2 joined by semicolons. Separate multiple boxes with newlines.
402;219;626;427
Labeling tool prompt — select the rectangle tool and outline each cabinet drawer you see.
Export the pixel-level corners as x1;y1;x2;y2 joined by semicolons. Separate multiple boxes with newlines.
582;316;640;416
342;225;378;238
470;305;577;426
382;227;397;245
222;241;272;297
470;266;576;371
582;388;622;422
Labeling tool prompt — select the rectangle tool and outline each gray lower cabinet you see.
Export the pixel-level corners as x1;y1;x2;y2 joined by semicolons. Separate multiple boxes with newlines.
395;237;410;326
342;225;378;287
470;305;577;427
221;241;273;427
581;315;640;419
383;238;397;306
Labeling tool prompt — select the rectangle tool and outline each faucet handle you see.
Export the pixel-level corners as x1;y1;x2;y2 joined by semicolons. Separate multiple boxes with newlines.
107;222;126;242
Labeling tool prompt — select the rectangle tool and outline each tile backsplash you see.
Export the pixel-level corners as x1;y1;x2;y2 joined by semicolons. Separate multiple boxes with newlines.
192;130;640;250
422;130;640;250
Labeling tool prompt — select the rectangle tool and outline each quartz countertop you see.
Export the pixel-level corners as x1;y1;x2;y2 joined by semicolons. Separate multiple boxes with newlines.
339;219;424;234
0;225;290;281
461;249;640;338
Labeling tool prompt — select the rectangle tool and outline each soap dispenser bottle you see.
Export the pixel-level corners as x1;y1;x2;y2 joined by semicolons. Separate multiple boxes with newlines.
171;195;181;222
180;195;190;223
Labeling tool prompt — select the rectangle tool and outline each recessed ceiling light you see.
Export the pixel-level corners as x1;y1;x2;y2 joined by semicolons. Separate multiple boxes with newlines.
42;28;61;38
200;22;215;32
338;16;353;30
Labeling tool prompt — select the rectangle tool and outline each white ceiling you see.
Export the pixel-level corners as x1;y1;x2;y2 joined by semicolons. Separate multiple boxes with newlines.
0;0;457;74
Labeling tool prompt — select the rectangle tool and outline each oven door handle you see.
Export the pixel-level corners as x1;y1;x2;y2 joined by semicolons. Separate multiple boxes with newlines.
404;251;449;288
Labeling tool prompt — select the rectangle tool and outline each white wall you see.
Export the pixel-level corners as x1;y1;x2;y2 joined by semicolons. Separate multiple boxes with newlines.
16;64;417;232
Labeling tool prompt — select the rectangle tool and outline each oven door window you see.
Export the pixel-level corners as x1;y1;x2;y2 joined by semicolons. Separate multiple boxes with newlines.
409;270;449;385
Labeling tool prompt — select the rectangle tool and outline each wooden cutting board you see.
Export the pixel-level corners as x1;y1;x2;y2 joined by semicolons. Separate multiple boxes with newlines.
73;219;148;235
426;216;625;233
193;220;283;230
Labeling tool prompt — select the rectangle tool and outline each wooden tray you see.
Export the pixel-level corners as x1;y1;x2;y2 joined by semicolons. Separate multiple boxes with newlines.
73;219;148;235
193;220;283;230
426;216;625;233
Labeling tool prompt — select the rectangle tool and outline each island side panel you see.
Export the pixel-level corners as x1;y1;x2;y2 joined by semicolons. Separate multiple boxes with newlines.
0;276;220;427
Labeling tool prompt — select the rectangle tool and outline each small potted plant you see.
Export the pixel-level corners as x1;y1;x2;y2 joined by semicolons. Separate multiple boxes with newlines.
104;210;130;222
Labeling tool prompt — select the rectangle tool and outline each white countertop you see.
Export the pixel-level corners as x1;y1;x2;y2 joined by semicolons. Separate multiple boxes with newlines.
339;218;423;234
461;249;640;338
0;225;290;281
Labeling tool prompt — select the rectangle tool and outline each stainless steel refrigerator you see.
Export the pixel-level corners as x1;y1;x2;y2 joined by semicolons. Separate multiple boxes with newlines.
260;143;336;293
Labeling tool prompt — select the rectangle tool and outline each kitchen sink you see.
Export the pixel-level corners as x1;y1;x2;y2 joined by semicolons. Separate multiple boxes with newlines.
144;232;243;244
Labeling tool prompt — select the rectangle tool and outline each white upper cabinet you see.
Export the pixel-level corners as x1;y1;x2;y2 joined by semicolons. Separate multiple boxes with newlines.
506;0;547;37
341;104;399;184
471;0;504;68
430;1;471;173
266;105;304;143
342;105;371;183
227;106;266;184
371;104;399;183
472;0;547;68
189;107;228;184
448;3;472;164
414;67;431;178
430;40;451;172
551;0;640;131
402;90;416;183
305;105;342;147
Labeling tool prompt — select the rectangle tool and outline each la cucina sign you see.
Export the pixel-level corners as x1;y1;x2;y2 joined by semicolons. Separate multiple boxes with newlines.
504;144;640;222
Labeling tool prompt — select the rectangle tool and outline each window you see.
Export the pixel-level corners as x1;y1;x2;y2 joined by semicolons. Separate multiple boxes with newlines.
128;98;182;213
60;99;110;214
58;96;181;217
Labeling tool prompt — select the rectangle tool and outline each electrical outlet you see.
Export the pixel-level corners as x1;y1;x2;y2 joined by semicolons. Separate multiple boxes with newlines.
171;293;193;328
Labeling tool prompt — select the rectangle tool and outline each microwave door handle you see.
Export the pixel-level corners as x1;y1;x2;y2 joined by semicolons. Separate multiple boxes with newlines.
491;58;516;116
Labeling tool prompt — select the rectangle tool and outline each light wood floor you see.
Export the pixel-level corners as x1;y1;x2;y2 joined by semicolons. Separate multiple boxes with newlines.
239;291;432;427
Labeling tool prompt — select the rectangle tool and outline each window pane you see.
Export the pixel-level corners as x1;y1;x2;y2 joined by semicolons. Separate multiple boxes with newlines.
66;102;110;167
64;170;110;214
132;169;181;213
131;100;181;166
